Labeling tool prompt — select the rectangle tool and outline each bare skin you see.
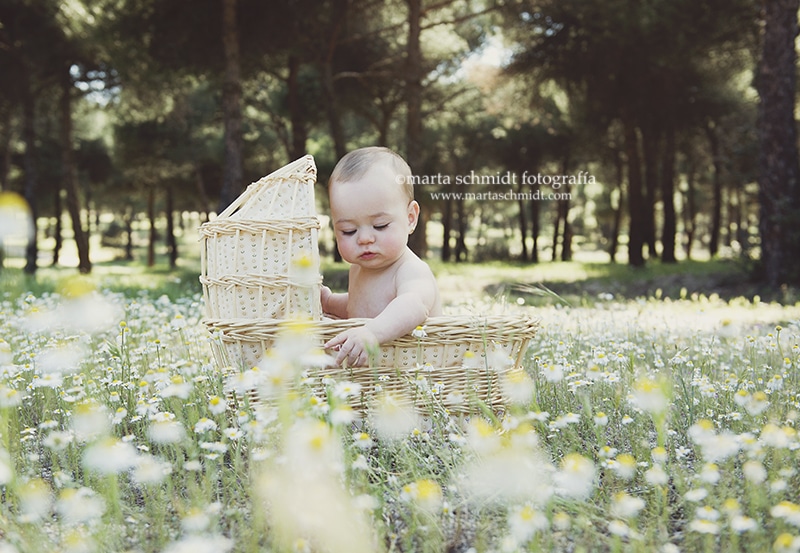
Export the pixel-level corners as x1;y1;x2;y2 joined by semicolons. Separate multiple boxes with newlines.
321;162;441;366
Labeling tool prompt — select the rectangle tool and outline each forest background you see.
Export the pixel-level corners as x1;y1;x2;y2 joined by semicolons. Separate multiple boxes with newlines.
1;0;800;293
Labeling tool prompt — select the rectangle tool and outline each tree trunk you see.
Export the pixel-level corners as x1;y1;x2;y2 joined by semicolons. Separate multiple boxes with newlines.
321;61;347;160
218;0;244;213
517;204;529;261
378;106;391;147
559;156;572;262
147;187;156;267
551;203;562;261
757;0;800;286
609;149;624;263
287;54;308;160
405;0;427;258
455;197;468;262
641;122;659;259
683;154;698;260
732;185;746;254
560;201;572;261
441;197;453;261
706;121;723;258
124;207;134;262
321;0;348;160
60;66;91;274
529;193;540;263
194;165;211;220
0;107;11;190
166;185;178;269
660;125;677;263
516;181;529;261
51;181;62;266
22;77;38;276
623;115;646;267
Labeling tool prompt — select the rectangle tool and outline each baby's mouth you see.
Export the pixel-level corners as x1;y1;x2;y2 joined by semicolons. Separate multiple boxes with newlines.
360;251;377;260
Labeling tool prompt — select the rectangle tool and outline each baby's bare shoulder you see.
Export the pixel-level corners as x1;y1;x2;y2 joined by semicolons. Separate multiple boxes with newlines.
395;251;435;280
395;253;436;287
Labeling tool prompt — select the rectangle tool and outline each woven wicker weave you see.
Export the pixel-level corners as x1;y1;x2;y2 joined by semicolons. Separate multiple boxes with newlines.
199;154;539;414
204;314;538;414
199;155;321;367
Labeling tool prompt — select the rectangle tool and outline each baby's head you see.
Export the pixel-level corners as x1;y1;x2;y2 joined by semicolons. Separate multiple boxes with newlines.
329;146;414;205
328;147;420;266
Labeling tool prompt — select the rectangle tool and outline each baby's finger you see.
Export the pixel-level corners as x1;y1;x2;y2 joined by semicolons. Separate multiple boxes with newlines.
346;345;359;367
335;342;353;365
325;335;345;349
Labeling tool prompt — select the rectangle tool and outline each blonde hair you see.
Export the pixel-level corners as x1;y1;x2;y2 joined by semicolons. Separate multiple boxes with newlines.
329;146;414;201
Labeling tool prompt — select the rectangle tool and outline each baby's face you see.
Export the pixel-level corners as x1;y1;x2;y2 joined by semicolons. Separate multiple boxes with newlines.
329;163;418;270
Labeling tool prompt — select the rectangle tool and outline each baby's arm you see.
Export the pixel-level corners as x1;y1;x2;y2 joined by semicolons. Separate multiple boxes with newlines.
325;265;438;366
321;285;348;319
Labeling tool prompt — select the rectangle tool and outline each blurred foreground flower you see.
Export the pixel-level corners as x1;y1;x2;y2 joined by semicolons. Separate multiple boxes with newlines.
22;279;123;335
501;367;535;405
370;392;420;441
507;503;549;545
0;449;13;485
72;400;111;441
132;454;172;485
772;501;800;527
401;478;443;513
291;254;321;287
774;533;800;553
688;419;741;462
36;343;88;374
0;191;34;242
83;437;138;474
56;487;106;525
461;419;554;504
148;418;186;444
631;376;671;415
258;419;377;553
611;492;646;519
17;477;52;522
554;453;596;499
162;534;233;553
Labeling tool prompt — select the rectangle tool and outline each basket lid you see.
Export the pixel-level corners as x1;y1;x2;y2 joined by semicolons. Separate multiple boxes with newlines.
218;154;317;220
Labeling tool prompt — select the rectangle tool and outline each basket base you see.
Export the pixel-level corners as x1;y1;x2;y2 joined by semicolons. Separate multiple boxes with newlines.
206;315;538;415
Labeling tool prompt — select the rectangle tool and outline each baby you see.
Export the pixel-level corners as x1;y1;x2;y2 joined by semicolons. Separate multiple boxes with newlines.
321;147;442;367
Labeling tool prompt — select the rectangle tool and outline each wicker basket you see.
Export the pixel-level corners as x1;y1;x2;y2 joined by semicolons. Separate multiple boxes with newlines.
199;154;539;414
199;155;322;367
204;314;538;414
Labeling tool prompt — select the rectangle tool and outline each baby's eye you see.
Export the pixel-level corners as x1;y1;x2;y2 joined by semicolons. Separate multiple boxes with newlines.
374;223;389;231
340;229;356;236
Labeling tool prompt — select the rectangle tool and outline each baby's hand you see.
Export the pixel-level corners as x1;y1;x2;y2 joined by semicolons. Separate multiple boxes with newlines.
324;326;378;367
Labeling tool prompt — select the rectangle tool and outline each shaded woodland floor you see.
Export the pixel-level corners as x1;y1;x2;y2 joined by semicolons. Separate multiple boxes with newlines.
428;257;795;306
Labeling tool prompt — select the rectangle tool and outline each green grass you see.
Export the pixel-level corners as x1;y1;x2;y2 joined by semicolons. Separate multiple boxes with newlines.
0;259;203;301
4;254;792;308
1;261;800;552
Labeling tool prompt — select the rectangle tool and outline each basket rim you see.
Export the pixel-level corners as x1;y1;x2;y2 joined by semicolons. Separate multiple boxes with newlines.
203;313;539;346
198;217;320;237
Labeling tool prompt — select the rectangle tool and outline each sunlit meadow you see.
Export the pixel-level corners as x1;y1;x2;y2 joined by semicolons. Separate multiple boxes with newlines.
1;276;799;552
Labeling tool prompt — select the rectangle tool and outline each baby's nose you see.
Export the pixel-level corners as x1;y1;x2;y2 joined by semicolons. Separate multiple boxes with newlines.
358;230;375;244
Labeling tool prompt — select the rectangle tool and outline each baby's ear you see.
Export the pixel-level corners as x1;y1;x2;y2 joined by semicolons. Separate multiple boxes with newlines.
407;200;420;232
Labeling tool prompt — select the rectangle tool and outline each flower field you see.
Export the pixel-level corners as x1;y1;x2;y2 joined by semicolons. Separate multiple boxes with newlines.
1;280;799;552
